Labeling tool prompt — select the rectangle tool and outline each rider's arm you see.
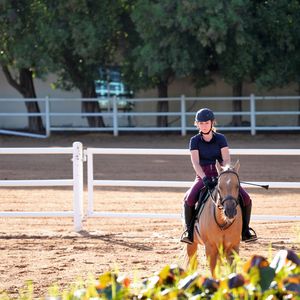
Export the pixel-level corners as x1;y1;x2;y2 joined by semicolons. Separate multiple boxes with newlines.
221;146;230;166
190;150;206;178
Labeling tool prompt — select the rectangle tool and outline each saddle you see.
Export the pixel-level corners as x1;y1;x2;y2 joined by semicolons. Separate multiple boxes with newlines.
195;187;211;219
184;187;213;243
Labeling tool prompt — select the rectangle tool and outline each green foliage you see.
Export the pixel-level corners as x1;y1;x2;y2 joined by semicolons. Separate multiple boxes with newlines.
1;0;300;96
0;0;50;78
126;0;215;92
254;0;300;89
209;0;258;86
1;250;299;300
36;0;124;94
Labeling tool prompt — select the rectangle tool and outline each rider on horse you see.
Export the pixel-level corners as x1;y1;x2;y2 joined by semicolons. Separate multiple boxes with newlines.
180;108;257;244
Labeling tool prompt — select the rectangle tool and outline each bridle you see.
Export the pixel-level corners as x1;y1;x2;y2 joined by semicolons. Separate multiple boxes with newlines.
210;169;240;209
209;169;240;230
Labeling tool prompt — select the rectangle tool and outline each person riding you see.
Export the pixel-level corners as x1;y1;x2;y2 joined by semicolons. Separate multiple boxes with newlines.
180;108;257;244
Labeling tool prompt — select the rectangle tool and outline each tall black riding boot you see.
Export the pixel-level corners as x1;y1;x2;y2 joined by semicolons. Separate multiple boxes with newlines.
180;203;195;244
241;202;257;242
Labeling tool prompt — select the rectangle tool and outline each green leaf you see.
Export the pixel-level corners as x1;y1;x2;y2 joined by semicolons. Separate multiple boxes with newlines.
259;267;276;292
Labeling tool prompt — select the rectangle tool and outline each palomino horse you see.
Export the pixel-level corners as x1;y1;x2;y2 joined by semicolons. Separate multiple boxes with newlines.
184;160;242;276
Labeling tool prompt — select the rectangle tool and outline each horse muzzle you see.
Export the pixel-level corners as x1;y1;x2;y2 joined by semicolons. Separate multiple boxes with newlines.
224;206;237;219
221;196;238;219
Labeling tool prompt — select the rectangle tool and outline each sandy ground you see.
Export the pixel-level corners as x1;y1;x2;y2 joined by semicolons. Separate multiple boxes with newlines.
0;132;299;297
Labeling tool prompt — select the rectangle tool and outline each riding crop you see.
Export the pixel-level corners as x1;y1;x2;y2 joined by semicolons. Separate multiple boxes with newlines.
240;181;269;190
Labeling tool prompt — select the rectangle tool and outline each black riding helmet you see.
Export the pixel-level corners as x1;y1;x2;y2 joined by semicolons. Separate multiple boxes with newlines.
195;108;215;122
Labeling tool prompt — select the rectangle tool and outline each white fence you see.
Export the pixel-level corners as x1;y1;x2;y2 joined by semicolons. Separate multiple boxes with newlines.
0;142;84;231
0;145;299;232
86;148;300;221
0;94;300;138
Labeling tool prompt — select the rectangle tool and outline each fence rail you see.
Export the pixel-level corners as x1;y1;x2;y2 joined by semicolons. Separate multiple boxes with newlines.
0;94;299;138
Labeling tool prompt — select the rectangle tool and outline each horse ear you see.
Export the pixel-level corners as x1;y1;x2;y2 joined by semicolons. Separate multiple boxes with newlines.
233;160;240;173
216;160;223;174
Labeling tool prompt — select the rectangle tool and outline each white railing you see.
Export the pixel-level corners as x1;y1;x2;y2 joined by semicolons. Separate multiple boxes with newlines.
0;142;84;231
0;95;299;138
86;148;300;221
1;145;299;230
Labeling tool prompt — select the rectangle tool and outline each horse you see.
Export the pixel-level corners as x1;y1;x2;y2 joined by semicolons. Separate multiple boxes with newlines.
183;160;243;276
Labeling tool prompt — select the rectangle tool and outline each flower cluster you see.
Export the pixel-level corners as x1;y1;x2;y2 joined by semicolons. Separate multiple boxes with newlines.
1;249;299;299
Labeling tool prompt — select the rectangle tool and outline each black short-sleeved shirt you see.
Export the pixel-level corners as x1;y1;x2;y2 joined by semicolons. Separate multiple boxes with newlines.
189;132;228;166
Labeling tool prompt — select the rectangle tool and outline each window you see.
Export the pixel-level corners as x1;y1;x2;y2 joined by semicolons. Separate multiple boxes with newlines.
95;67;134;110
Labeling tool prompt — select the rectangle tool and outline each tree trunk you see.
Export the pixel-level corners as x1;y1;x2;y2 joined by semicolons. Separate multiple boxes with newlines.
81;82;105;127
2;66;44;132
157;80;169;127
232;82;243;126
20;69;44;132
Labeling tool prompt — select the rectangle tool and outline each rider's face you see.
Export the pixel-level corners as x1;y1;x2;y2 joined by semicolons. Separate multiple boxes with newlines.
197;120;212;134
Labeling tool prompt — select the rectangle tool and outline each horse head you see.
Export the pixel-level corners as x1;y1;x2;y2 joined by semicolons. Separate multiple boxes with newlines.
215;160;240;220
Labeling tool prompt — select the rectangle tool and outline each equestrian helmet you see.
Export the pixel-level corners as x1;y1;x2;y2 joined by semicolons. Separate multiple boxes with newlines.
195;108;215;122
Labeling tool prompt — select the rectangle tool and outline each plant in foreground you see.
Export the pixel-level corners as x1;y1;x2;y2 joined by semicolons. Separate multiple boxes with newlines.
0;249;299;300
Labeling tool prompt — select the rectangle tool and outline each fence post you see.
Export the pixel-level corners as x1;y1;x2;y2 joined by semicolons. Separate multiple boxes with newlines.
112;96;119;136
45;96;51;137
250;94;256;136
72;141;84;232
87;150;94;216
180;95;186;136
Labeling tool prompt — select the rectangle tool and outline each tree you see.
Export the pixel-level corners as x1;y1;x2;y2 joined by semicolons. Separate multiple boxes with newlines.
207;0;259;126
254;0;300;125
129;0;260;127
0;0;49;132
39;0;124;127
150;0;257;126
128;0;212;127
129;0;177;127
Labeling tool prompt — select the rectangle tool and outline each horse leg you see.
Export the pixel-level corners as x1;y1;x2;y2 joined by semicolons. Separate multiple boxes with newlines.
226;245;239;271
205;244;218;277
183;242;198;271
225;248;234;268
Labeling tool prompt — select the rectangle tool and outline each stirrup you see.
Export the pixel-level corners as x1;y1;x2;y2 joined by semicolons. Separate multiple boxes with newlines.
242;227;257;243
180;230;193;244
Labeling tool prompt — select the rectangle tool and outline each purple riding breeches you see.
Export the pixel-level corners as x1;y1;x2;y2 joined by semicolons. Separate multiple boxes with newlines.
184;164;251;207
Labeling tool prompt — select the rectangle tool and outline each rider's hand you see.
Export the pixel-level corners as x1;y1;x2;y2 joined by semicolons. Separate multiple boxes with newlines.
211;176;218;186
203;176;217;189
202;176;212;189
